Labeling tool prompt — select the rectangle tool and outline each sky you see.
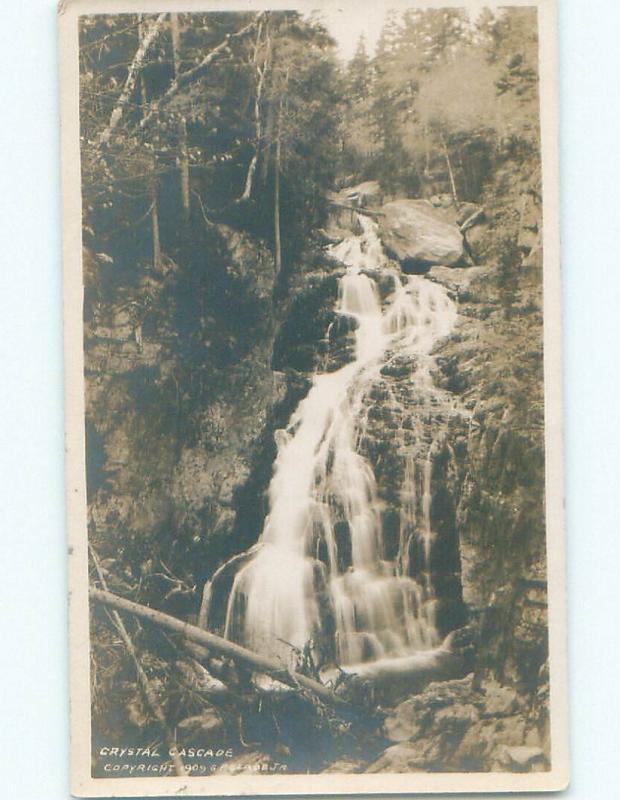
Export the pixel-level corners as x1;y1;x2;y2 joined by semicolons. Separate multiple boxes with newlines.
318;3;390;61
308;2;499;62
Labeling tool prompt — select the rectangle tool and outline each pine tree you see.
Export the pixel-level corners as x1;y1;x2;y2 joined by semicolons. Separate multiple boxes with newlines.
348;34;371;101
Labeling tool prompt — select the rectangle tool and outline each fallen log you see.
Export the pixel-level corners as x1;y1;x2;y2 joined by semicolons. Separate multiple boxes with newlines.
90;588;351;712
89;551;186;776
328;201;385;219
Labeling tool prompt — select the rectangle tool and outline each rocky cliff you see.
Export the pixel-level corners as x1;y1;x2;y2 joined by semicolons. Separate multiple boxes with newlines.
84;225;299;615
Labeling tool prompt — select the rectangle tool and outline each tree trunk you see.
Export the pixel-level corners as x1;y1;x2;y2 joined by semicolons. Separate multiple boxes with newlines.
139;23;161;270
98;12;167;146
170;13;191;224
90;587;352;712
328;201;384;219
260;99;275;182
424;123;431;173
441;133;459;208
239;22;270;202
273;104;282;276
151;198;161;269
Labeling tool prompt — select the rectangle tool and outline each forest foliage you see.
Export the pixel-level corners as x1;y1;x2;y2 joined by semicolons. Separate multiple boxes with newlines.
80;7;539;282
80;11;343;286
343;7;540;198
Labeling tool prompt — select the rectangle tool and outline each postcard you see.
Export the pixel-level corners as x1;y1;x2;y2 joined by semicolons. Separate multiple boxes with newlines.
60;0;568;794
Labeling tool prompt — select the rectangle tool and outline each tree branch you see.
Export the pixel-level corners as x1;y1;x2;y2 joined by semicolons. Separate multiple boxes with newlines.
459;208;485;233
138;14;264;132
98;12;167;147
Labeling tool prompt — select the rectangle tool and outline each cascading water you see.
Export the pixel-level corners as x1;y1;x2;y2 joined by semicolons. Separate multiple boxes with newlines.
203;215;458;669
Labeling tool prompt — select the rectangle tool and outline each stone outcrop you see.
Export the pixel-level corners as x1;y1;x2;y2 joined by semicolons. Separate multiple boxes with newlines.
368;674;549;774
377;199;466;271
84;224;294;618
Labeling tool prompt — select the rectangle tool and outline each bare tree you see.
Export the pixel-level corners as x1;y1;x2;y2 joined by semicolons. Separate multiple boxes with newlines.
239;19;272;202
170;13;191;223
138;15;264;132
98;12;167;147
138;19;162;270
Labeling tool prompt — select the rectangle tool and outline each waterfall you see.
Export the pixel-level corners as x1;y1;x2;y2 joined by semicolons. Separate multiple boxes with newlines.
205;215;457;668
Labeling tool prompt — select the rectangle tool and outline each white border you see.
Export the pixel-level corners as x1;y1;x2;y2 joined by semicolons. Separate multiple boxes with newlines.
59;0;569;794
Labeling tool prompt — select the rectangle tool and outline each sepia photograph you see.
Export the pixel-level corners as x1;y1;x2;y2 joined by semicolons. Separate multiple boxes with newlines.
59;0;568;795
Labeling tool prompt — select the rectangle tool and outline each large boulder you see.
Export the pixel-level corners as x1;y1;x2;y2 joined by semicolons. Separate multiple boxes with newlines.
378;199;466;271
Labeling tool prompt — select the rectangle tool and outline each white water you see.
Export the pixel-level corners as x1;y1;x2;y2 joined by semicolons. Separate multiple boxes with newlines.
209;216;457;667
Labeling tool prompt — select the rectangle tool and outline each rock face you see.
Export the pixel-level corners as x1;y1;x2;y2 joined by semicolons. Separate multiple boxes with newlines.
432;254;548;691
378;199;466;271
321;757;366;774
370;675;549;774
84;223;293;619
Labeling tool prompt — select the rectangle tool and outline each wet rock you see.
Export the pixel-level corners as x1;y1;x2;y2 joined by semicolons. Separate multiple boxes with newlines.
367;383;391;402
481;680;519;718
321;757;367;773
382;698;423;742
317;225;349;245
448;707;542;771
329;313;359;339
427;265;488;295
433;702;479;737
177;709;224;740
380;355;418;379
361;269;399;300
453;718;502;768
496;745;546;772
323;341;356;372
430;193;454;209
378;200;466;270
366;742;430;773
